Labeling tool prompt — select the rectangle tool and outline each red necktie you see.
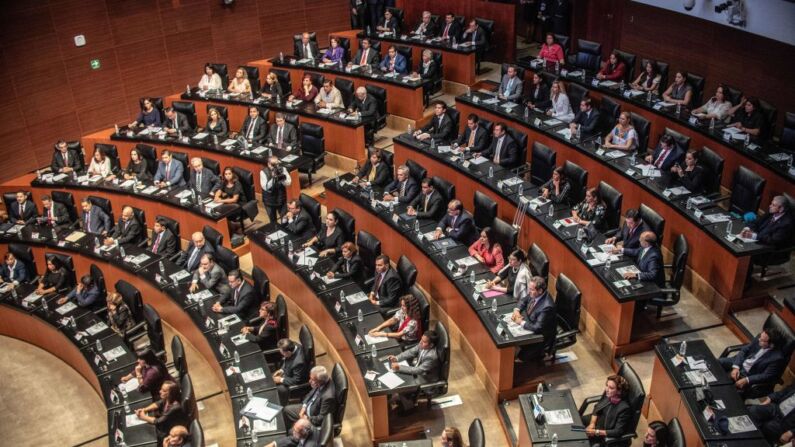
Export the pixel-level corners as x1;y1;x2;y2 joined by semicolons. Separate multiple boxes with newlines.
654;148;671;168
360;49;367;65
443;23;451;38
153;233;162;252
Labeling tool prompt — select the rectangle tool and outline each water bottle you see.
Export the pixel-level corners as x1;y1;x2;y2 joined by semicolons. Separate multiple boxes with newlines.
96;339;103;352
518;184;524;197
334;170;339;186
42;298;49;312
12;288;18;299
470;270;476;285
679;340;687;357
94;236;100;247
676;103;681;115
619;80;625;92
548;204;554;218
124;400;131;414
69;316;77;329
213;134;219;145
726;220;733;235
246;387;253;400
279;51;284;63
287;240;294;256
551;433;558;447
524;107;529;120
357;308;363;322
576;227;585;241
407;124;412;135
414;220;420;234
491;297;498;313
51;227;57;240
186;84;191;95
251;430;258;443
709;117;715;131
442;244;447;257
605;257;612;271
114;124;119;135
536;382;544;400
234;350;240;364
119;245;126;258
575;124;581;141
158;261;165;275
744;133;750;147
430;138;436;150
647;91;652;103
488;166;494;178
630;151;636;165
554;61;560;73
371;343;377;360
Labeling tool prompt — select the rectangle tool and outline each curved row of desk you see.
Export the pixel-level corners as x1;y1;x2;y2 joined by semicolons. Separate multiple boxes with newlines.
0;226;288;446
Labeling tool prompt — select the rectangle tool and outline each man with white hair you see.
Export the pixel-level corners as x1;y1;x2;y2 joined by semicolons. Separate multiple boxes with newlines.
384;165;419;204
413;10;436;38
348;86;378;145
284;365;338;428
265;418;314;447
188;157;220;196
179;231;216;272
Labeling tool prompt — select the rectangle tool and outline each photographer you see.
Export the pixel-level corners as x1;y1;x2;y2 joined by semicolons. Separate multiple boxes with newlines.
259;156;292;224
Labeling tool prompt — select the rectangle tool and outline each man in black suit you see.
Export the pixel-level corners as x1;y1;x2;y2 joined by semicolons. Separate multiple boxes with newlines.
80;198;112;235
212;269;256;319
412;10;436;38
456;114;490;153
238;106;268;144
414;101;454;142
375;8;397;34
352;38;379;69
618;231;664;287
437;13;461;41
408;178;445;220
38;195;71;228
188;157;221;197
435;199;477;245
719;328;788;398
8;191;37;225
281;199;316;239
480;122;520;169
569;97;601;138
747;383;795;445
605;208;648;250
179;231;216;272
267;113;298;151
525;73;551;110
104;206;142;248
273;338;310;403
414;49;438;105
368;254;403;310
350;0;367;30
163;107;191;135
512;276;557;361
645;134;684;171
462;20;486;47
349;86;378;145
741;196;794;246
284;365;337;428
50;140;82;175
353;149;391;188
295;32;319;60
384;165;419;204
148;217;178;258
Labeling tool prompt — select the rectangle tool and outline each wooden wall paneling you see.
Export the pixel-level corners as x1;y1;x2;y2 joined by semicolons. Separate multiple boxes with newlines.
165;28;217;90
210;0;264;67
106;0;164;47
49;0;116;59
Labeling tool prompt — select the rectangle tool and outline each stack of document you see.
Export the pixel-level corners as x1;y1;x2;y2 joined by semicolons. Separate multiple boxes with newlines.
241;396;282;421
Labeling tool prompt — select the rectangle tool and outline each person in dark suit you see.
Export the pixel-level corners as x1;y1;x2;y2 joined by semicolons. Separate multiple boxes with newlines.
461;20;487;47
260;156;293;224
437;13;461;40
379;46;407;74
605;208;648;250
280;199;316;239
267;113;298;150
149;218;178;258
284;365;337;428
412;10;436;38
188;157;221;197
274;338;310;403
352;38;379;69
36;257;68;296
302;211;345;257
375;8;397;34
104;206;142;248
50;140;82;175
188;253;229;296
328;242;365;283
80;198;112;235
205;107;228;138
496;65;523;101
414;49;439;105
212;270;257;319
162;426;191;447
408;178;445;220
353;149;391;188
415;101;454;142
163;107;191;135
434;199;478;245
38;195;71;229
57;274;101;309
569;97;601;138
512;276;557;361
0;252;28;285
368;254;403;310
669;150;705;194
8;191;37;225
645;134;684;171
619;231;664;287
540;166;572;206
154;150;186;188
242;301;279;351
238;106;268;144
266;419;314;447
134;381;190;444
584;375;634;444
384;165;419;204
456;114;490;153
350;0;367;30
719;327;788;398
480;122;520;169
295;32;319;60
349;86;379;144
525;73;551;110
179;231;216;272
741;195;794;246
747;383;795;445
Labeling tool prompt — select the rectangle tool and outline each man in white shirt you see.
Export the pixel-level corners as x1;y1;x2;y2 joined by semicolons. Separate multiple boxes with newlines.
314;80;344;109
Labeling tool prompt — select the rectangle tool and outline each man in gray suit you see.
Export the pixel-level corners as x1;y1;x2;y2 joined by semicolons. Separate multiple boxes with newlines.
188;157;221;197
389;330;441;411
188;253;229;296
496;65;523;101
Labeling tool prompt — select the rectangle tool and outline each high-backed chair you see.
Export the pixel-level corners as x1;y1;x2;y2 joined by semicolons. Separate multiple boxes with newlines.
649;235;688;318
685;72;706;107
699;147;724;196
331;363;349;436
473;191;497;230
334;78;354;108
446;107;460;140
243;66;260;95
505;127;529;168
299;122;326;184
562;161;588;204
333;208;355;242
567;83;589;112
209;63;229;89
271;68;292;95
758;99;777;140
202;225;223;251
356;230;381;279
94;143;120;173
567;39;602;73
630;113;651;154
638;204;665;246
170;335;188;380
299;193;322;233
365;84;387;131
553;273;581;358
396;255;417;292
431;176;455;204
205;104;228;125
597;181;623;233
469;418;485;447
780;112;795;150
214;246;239;273
171;101;197;130
530;142;556;186
528;243;549;283
409;285;431;334
474;18;494;73
135;144;158;177
128;303;165;355
724;84;743;106
89;263;107;300
724;166;766;215
189;419;205;447
156;215;181;244
45;253;76;293
252;266;271;304
599;97;621;135
51;191;78;227
170;151;191;185
88;195;115;227
180;374;197;422
579;362;645;446
115;279;146;338
396;46;413;72
492;218;518;257
640;58;669;93
500;63;527;84
664;127;691;151
667;418;685;447
405;159;427;183
613;49;636;82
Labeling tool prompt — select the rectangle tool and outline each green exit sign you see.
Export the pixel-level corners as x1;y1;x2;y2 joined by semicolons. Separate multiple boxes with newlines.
90;59;101;70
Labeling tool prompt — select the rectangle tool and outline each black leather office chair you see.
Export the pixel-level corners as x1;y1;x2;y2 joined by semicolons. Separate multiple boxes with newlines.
473;191;497;230
667;417;685;447
528;243;549;283
429;51;444;99
568;39;602;73
492;218;518;256
251;266;270;305
189;419;204;447
299;122;325;184
331;363;348;436
243;66;261;96
180;374;197;422
274;295;289;342
417;322;450;407
94;143;120;173
699;146;724;196
597;181;623;233
279;325;315;400
649;234;688;318
388;8;405;33
506;127;529;169
45;253;76;293
579;362;645;446
562;161;588;204
199;157;219;177
781;112;795;150
567;83;589;112
356;230;381;279
128;303;164;355
284;113;300;132
209;63;229;89
215;246;239;273
613;49;636;82
170;335;188;380
2;191;30;216
334;78;354;108
724;85;743;106
431;176;455;205
630;113;651;155
115;279;146;338
231;166;255;203
468;418;485;447
271;68;292;95
365;84;387;132
332;208;355;242
51;191;78;226
724;166;766;215
664;127;691;151
446;107;460;141
129;207;147;245
171;101;197;130
474;18;494;74
202;225;223;250
89;263;107;298
335;36;351;62
686;72;705;107
553;273;581;359
599;97;621;135
8;243;36;282
88;195;115;227
380;150;394;171
638;204;665;246
409;284;431;334
396;45;412;72
758;99;777;140
405;159;427;184
396;255;417;292
299;193;322;233
530;142;556;186
134;144;158;177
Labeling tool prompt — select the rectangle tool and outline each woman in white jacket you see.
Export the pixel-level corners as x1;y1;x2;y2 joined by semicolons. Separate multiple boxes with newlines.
486;248;532;300
546;80;575;123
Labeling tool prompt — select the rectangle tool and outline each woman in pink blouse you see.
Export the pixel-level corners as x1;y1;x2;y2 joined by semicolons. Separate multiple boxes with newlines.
538;33;565;67
468;227;505;273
